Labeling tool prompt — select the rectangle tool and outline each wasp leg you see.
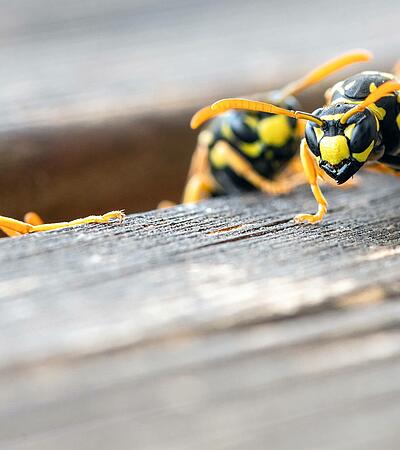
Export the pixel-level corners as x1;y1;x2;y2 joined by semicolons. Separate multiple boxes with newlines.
365;162;400;177
24;211;44;226
182;172;215;203
158;131;215;207
187;132;211;178
158;200;177;209
294;139;328;224
0;210;124;236
0;211;45;236
183;132;217;203
212;141;300;195
0;225;22;237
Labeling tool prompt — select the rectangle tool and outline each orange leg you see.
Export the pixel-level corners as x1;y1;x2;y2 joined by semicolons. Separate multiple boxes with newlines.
211;141;302;195
0;226;21;237
0;210;124;237
294;139;328;224
187;132;211;179
365;162;400;177
24;211;44;226
159;131;216;207
182;172;215;203
0;211;45;237
183;136;216;203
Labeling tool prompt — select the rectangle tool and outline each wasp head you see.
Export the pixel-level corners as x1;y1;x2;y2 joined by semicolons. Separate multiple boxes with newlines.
305;103;383;184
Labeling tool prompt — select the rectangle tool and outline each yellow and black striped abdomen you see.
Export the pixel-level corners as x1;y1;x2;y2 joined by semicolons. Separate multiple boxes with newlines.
205;109;299;194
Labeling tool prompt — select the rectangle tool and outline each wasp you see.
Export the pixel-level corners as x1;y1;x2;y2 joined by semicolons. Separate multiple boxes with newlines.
183;50;372;204
193;54;400;224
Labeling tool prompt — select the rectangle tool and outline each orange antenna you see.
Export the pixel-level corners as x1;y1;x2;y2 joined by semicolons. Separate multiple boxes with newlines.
210;98;324;126
340;80;400;124
190;106;222;130
281;49;373;98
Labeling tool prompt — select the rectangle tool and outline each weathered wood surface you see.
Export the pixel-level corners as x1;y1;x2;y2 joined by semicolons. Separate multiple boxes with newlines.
1;0;400;219
1;172;400;449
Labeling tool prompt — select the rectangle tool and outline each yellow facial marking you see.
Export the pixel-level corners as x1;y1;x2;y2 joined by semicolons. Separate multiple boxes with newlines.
352;140;374;163
209;144;227;168
221;122;234;140
396;112;400;130
320;136;350;165
320;113;345;121
258;115;292;148
313;127;324;141
240;141;263;158
344;123;356;140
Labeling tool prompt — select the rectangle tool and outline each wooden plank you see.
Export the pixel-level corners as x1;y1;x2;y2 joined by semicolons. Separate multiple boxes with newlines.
1;0;400;219
2;324;400;450
1;172;400;448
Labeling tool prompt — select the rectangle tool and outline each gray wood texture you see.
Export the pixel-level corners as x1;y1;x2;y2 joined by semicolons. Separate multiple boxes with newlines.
1;0;400;218
1;172;400;449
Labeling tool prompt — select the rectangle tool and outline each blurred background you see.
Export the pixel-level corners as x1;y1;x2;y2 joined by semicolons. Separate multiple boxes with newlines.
1;0;400;220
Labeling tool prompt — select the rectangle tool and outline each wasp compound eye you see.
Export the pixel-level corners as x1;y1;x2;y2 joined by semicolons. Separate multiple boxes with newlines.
305;121;321;157
347;111;377;155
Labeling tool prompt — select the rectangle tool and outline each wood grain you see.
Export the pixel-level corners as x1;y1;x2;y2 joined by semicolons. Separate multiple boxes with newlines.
1;172;400;449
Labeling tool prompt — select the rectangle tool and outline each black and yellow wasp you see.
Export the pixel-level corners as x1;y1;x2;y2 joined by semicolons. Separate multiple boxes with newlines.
182;50;372;205
200;60;400;223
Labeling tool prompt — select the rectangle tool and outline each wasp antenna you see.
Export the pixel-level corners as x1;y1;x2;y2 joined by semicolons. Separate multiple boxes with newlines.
191;105;225;129
281;49;373;98
340;80;400;124
211;98;325;126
